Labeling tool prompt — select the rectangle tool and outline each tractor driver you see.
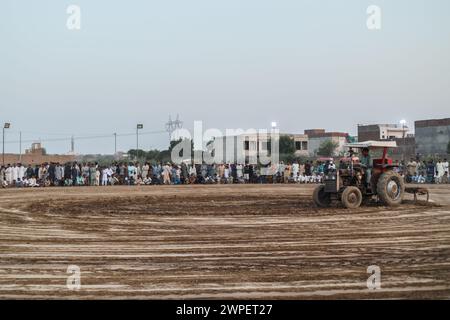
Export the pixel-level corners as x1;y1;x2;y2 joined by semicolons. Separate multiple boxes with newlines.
360;147;372;188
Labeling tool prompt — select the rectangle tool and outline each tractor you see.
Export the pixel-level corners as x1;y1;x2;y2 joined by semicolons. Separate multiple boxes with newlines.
313;141;406;209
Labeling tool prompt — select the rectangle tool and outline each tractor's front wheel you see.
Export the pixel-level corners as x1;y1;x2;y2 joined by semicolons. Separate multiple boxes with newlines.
313;185;331;207
341;186;363;209
377;171;405;206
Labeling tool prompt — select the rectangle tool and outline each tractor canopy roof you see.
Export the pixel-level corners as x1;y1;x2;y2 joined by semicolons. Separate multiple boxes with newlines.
343;140;397;149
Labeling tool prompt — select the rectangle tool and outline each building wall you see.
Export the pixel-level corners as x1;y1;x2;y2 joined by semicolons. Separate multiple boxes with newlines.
305;129;348;157
380;126;408;140
213;133;310;163
2;153;76;166
358;125;381;141
308;136;347;156
304;129;325;136
293;135;309;157
392;137;416;160
358;124;408;141
415;118;450;156
2;143;76;165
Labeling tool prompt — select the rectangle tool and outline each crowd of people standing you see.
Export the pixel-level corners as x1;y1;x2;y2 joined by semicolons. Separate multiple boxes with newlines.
404;158;449;184
1;158;448;188
1;160;331;188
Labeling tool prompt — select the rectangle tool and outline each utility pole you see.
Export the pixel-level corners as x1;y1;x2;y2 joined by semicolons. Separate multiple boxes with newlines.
400;119;407;162
19;131;22;162
71;135;75;154
136;124;143;160
114;133;117;154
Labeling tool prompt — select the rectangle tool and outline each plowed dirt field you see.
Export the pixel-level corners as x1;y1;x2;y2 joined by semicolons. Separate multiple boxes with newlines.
1;184;449;299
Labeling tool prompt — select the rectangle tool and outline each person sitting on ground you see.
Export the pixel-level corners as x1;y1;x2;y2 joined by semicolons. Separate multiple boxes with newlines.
411;172;424;184
28;175;39;187
441;172;448;184
143;175;152;185
135;175;144;185
110;173;120;186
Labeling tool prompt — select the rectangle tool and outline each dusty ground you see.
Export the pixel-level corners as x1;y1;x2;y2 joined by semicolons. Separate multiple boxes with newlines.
0;184;449;299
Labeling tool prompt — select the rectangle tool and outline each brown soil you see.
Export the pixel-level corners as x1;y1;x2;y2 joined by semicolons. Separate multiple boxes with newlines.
0;184;449;299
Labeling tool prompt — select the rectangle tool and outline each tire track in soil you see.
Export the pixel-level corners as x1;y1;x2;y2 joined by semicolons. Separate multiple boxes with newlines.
0;184;449;299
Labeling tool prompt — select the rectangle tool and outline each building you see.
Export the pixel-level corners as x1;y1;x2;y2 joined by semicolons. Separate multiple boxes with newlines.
392;135;416;160
292;134;309;156
357;124;415;159
415;118;450;156
2;142;75;165
212;132;309;164
305;129;349;156
358;124;409;142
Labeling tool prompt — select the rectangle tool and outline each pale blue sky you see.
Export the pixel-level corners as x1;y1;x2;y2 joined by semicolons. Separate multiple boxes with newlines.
1;0;449;154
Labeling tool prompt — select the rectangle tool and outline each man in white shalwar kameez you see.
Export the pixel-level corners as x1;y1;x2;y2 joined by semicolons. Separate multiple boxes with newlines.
5;165;13;185
12;164;19;185
292;162;299;182
101;168;109;186
18;164;26;182
436;160;445;183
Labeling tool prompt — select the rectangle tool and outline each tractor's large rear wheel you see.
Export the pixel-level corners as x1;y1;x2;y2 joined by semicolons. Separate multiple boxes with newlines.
313;185;331;207
341;186;363;209
377;171;405;206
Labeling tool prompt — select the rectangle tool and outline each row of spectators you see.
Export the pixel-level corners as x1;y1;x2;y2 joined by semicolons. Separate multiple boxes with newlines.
402;158;449;184
0;161;331;187
1;158;447;188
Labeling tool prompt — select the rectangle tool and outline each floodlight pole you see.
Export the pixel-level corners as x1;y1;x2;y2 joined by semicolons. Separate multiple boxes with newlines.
136;124;143;161
401;123;406;162
19;131;22;162
2;123;11;166
114;133;117;155
2;127;4;166
402;124;405;161
399;120;407;163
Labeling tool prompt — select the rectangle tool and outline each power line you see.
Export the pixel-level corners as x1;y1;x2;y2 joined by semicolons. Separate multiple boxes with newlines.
8;130;73;136
2;130;167;145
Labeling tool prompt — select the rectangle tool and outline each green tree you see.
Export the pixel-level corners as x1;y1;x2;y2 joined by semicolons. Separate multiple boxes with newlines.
447;140;450;155
127;149;147;160
145;149;161;162
278;135;296;163
317;140;339;157
79;154;116;165
157;150;171;163
279;135;295;154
